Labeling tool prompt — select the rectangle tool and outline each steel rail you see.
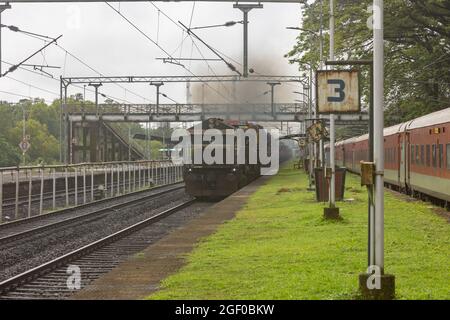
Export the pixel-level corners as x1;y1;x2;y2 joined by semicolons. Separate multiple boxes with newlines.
0;183;185;246
0;199;195;296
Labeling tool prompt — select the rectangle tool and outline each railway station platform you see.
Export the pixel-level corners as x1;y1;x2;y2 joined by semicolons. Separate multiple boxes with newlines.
73;163;449;300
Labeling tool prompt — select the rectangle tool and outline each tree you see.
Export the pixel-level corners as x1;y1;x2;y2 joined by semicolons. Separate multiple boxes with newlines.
7;119;59;164
0;137;21;167
286;0;450;128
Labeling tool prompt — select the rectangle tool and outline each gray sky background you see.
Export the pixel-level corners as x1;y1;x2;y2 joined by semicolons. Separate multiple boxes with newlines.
0;1;306;105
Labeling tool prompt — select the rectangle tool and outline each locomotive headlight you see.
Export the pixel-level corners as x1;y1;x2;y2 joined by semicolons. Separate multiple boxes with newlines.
232;168;237;172
188;168;192;172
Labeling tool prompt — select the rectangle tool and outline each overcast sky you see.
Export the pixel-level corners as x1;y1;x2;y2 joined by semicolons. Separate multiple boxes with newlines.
0;1;305;105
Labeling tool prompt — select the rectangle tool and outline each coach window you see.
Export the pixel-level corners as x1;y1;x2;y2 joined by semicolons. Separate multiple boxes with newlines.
421;145;425;165
426;145;431;167
411;145;415;164
439;144;444;169
415;145;420;165
432;144;437;168
446;144;450;170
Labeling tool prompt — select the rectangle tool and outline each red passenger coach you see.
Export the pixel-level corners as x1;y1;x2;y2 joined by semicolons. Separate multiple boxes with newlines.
334;108;450;203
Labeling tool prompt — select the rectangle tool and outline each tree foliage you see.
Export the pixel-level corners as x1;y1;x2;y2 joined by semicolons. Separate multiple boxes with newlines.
287;0;450;126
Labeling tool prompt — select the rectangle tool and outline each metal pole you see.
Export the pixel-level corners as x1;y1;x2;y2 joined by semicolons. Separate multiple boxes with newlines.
233;4;262;77
22;105;26;166
28;169;32;217
116;165;120;195
133;163;136;191
243;10;248;77
83;167;86;204
308;69;314;190
128;163;131;191
39;167;44;215
74;167;78;206
15;168;19;220
138;163;141;189
59;77;63;162
90;167;94;201
110;165;114;197
52;168;56;210
329;0;336;208
69;119;73;164
147;162;151;186
65;166;69;206
63;84;68;164
122;163;125;193
0;3;12;77
369;62;375;266
374;0;384;271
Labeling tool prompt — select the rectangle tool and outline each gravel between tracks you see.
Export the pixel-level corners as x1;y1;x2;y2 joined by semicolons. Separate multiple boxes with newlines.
0;187;190;282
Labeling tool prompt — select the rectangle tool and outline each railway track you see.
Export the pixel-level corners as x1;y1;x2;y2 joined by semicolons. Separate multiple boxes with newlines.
1;174;174;221
0;183;185;246
0;199;196;299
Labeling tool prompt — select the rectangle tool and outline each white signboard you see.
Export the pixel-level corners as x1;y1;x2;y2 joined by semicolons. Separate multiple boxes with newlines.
19;140;31;153
316;70;360;114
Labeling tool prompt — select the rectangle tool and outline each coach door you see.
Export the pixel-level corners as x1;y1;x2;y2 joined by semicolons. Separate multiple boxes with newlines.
405;132;411;188
398;134;406;188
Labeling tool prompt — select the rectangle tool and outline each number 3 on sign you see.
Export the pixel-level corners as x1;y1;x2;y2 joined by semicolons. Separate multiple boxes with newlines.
316;70;360;114
327;79;346;102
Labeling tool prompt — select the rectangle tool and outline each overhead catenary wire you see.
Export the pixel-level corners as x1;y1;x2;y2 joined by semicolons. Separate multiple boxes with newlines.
105;1;234;103
148;1;235;101
4;75;59;95
2;35;62;77
0;89;53;104
8;26;152;103
1;60;136;105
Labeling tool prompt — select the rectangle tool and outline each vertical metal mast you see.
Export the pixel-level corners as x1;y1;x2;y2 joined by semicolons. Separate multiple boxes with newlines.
373;0;384;271
0;2;11;77
329;0;336;208
234;3;263;77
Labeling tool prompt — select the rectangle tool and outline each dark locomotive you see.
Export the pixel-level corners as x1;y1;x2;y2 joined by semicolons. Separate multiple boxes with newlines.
183;118;291;199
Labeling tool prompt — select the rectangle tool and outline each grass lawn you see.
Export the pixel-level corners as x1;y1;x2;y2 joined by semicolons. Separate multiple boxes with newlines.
149;163;450;300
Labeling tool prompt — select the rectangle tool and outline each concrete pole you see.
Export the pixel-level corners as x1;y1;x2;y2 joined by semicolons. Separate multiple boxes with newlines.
373;0;384;271
329;0;336;208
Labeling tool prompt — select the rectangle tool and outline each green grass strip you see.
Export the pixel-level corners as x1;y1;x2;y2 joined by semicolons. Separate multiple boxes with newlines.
149;163;450;300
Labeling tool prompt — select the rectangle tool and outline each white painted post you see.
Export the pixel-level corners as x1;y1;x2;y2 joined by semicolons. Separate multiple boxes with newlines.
74;167;78;206
65;167;69;207
15;168;19;220
52;168;56;210
39;167;44;215
28;169;33;217
374;0;384;271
